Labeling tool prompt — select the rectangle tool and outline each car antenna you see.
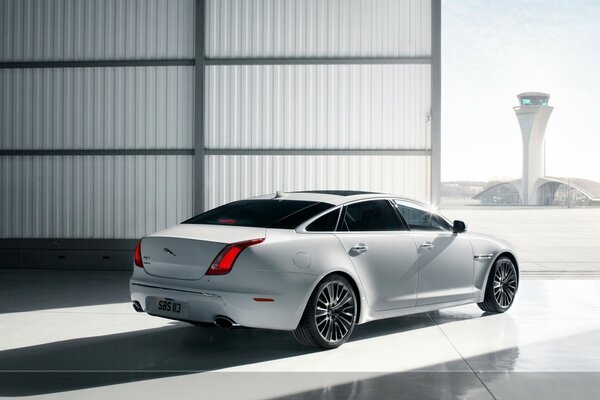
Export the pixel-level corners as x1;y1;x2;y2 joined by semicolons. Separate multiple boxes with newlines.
274;190;285;198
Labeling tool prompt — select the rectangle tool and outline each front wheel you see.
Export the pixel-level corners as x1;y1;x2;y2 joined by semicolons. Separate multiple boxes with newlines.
293;274;357;349
478;256;518;313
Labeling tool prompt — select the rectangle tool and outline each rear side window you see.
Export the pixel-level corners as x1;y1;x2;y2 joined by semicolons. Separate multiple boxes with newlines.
183;200;334;229
340;200;404;231
393;202;452;231
306;209;340;232
270;202;333;229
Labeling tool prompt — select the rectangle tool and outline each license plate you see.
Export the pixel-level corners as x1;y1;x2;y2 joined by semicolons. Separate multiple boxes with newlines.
157;299;182;313
149;297;188;318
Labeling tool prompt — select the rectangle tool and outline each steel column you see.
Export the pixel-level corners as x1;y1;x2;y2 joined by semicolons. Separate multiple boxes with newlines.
430;0;442;206
194;0;206;213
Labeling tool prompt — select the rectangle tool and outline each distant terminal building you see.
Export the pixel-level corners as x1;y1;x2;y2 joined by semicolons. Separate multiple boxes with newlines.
474;93;600;206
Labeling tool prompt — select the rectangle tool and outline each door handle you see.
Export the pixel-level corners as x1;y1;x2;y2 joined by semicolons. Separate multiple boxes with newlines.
350;244;369;254
420;241;435;249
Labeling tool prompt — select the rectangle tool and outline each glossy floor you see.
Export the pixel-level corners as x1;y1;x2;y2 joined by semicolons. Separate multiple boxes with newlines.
1;271;599;399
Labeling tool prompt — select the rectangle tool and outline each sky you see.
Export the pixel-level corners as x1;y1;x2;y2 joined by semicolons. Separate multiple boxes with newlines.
442;0;600;182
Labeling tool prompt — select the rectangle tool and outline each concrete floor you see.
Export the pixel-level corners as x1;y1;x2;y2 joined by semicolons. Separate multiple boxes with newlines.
441;207;600;277
1;270;599;399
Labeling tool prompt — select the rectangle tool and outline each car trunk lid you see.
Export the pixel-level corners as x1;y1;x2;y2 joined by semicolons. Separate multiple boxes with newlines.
140;224;266;280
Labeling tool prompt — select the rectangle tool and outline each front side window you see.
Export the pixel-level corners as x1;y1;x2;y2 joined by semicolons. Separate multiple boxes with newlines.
393;201;452;231
340;200;404;231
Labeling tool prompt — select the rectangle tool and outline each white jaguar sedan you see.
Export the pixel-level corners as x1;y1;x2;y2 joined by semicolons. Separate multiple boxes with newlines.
130;191;519;349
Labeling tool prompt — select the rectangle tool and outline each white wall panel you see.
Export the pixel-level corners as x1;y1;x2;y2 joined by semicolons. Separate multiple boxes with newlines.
0;66;194;149
206;0;431;58
0;155;193;238
0;0;195;61
206;64;431;149
204;155;430;210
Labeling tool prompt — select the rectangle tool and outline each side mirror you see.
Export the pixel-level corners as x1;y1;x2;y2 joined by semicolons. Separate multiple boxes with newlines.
452;220;466;234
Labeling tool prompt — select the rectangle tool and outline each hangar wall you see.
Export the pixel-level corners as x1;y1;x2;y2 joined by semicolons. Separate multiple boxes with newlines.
0;0;440;269
0;0;196;268
205;0;431;57
201;0;438;210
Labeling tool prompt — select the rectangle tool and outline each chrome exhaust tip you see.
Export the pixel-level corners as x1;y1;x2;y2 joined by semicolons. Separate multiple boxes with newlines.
214;316;240;329
132;301;144;312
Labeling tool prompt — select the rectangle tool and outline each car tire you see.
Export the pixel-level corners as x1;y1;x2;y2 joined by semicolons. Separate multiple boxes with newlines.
293;274;357;349
477;256;518;313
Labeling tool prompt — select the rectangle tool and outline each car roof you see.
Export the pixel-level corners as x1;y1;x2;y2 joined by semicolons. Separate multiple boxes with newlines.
250;190;431;208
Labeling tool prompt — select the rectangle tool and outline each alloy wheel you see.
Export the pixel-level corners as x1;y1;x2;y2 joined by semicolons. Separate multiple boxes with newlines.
493;259;517;308
314;280;356;343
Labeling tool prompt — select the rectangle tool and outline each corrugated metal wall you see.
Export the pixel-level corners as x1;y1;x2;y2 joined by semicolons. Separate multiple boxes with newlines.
0;67;194;149
204;0;433;208
205;155;430;210
206;0;431;58
206;64;430;149
0;0;195;239
1;155;193;238
0;0;195;61
1;0;436;244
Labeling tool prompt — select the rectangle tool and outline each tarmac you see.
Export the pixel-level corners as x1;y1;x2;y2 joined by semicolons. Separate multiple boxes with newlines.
442;206;600;277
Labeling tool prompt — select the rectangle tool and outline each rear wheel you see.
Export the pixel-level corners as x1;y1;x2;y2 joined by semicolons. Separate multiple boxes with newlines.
293;274;357;349
478;256;518;313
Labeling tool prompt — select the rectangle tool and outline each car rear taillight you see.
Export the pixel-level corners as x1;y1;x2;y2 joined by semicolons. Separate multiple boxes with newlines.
207;238;265;275
134;239;144;268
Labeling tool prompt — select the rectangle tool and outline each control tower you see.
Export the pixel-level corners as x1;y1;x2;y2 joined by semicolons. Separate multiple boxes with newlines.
514;92;554;205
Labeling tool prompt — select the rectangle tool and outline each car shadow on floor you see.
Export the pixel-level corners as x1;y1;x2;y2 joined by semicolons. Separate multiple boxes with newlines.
348;308;496;343
349;314;436;342
0;309;493;397
0;322;312;396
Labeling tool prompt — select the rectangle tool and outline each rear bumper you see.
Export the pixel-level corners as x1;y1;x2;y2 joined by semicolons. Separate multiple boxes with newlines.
130;282;229;323
130;271;318;331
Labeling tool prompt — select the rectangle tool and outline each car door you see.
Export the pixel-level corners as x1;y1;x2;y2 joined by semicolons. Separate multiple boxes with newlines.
335;199;419;311
393;201;474;306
